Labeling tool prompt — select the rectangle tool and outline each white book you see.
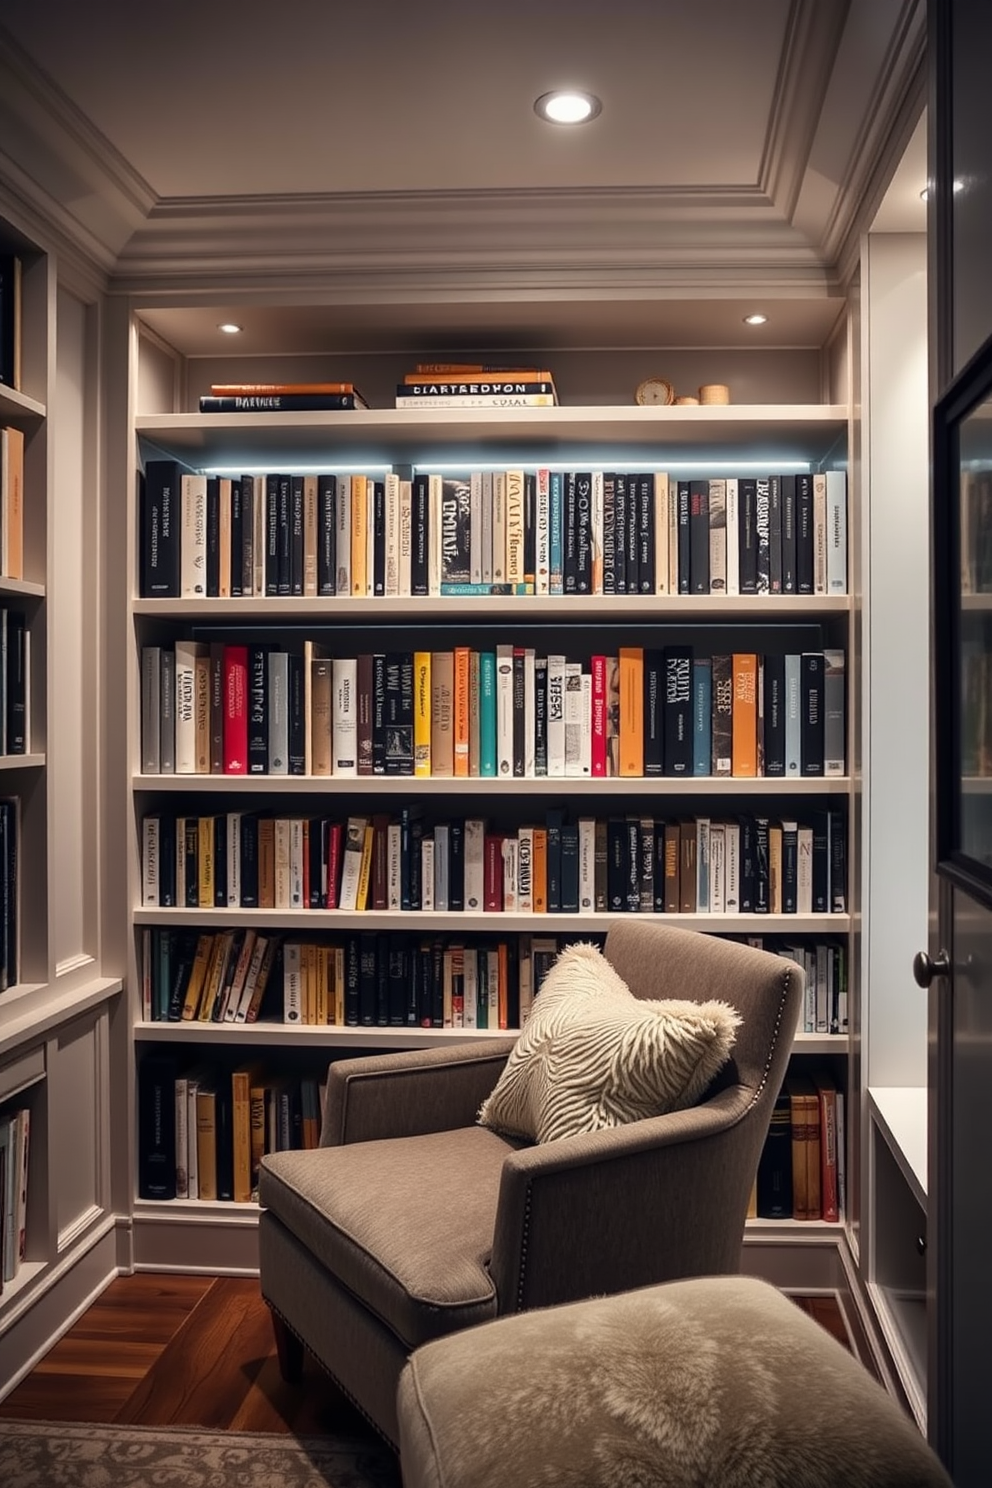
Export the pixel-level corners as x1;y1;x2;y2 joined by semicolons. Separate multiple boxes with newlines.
274;817;293;910
234;934;269;1022
420;837;435;911
384;471;401;596
174;1075;189;1198
826;470;847;594
524;648;536;778
504;468;525;588
338;815;368;911
434;822;450;911
695;818;711;912
654;472;670;595
517;825;534;912
784;654;802;777
725;477;740;596
480;470;494;586
180;473;208;597
289;816;305;909
141;815;159;906
724;821;741;912
462;946;479;1030
535;467;551;594
428;473;443;596
708;478;727;594
469;471;484;585
564;661;584;778
173;639;206;775
335;475;352;596
709;822;726;913
366;476;376;597
797;825;814;913
824;648;846;776
223;928;257;1022
502;836;519;913
485;950;500;1029
267;649;289;775
398;477;413;596
579;671;592;778
226;811;242;907
332;655;358;777
579;815;596;913
283;941;303;1024
517;938;533;1026
813;472;828;595
491;470;507;587
547;654;566;778
496;643;514;779
185;1074;199;1198
141;646;161;773
159;646;175;773
464;816;486;911
590;470;604;594
668;476;679;594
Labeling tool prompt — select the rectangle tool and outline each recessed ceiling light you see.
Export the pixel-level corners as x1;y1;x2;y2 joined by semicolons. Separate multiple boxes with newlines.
743;313;768;326
534;90;602;125
218;322;243;334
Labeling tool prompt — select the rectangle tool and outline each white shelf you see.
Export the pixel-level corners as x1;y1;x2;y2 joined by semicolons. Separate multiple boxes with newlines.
0;578;45;600
133;772;852;797
0;384;45;421
869;1085;927;1208
132;593;851;619
0;753;45;772
133;907;849;934
134;1020;510;1048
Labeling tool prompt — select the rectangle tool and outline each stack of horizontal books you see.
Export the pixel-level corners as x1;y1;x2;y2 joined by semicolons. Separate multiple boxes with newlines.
395;363;558;409
198;381;368;412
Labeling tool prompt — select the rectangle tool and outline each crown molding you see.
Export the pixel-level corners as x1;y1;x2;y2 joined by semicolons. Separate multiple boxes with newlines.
758;0;849;220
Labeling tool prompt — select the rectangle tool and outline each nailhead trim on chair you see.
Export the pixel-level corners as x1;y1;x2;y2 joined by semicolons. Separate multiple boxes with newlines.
267;1300;400;1453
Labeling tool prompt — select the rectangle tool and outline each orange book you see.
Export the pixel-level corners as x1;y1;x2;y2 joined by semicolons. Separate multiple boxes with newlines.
453;646;471;777
497;940;510;1030
532;827;548;913
231;1061;265;1203
431;650;455;778
618;646;644;776
350;474;369;597
0;425;24;581
258;819;276;909
210;381;359;395
731;653;758;777
407;366;554;382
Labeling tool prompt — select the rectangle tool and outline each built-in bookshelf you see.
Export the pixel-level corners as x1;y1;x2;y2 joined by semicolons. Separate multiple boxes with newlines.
125;376;854;1267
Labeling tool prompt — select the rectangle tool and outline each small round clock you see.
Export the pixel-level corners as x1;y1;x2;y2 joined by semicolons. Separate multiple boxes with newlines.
635;376;675;406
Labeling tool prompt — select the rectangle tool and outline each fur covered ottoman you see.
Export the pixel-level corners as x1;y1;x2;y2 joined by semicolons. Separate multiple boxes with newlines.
396;1274;950;1488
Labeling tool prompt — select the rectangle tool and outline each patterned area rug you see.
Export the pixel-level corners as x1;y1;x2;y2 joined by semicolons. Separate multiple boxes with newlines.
0;1420;402;1487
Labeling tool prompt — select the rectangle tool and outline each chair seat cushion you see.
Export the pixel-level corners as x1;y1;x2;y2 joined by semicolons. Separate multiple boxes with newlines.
259;1125;522;1349
397;1275;952;1488
478;941;740;1143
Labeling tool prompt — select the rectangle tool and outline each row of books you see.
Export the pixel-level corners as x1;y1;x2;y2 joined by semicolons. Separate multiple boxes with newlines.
0;797;18;992
141;924;847;1036
140;807;848;919
751;1070;844;1223
137;1055;323;1203
138;459;847;602
140;642;846;781
0;1105;30;1289
0;607;27;756
0;425;24;582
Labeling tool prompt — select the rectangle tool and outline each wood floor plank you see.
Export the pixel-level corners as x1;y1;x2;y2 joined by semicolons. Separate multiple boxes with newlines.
113;1277;275;1428
0;1375;141;1422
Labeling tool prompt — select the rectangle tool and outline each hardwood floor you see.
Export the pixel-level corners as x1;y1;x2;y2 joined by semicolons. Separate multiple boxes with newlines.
0;1273;858;1432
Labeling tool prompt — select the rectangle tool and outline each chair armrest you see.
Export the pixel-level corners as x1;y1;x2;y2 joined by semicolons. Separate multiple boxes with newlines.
322;1038;516;1145
489;1087;755;1310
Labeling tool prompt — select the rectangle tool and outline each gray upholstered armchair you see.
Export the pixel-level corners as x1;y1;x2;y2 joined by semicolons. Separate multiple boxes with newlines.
257;920;802;1449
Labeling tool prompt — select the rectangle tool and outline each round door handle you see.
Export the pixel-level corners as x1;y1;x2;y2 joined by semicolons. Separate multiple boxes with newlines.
912;949;951;988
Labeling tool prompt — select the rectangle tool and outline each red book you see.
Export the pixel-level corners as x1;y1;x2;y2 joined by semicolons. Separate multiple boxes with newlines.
813;1070;840;1222
223;645;249;774
371;813;391;910
324;820;343;909
484;834;504;912
591;654;608;777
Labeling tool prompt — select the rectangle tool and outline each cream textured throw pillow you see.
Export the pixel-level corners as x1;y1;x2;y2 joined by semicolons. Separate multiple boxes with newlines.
478;942;741;1143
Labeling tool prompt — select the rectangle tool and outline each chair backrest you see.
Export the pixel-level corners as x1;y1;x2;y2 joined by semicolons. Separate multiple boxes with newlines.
603;919;802;1120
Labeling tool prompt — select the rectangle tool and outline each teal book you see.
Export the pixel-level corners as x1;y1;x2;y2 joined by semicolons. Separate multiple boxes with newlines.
479;651;497;776
692;656;712;776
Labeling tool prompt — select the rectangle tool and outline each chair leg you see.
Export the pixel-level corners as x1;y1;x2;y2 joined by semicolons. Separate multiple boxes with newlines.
268;1305;305;1383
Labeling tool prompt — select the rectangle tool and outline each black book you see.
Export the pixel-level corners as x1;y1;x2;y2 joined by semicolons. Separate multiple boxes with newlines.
756;1090;794;1218
560;822;580;912
358;932;377;1026
400;805;424;910
345;936;360;1026
739;813;756;913
625;471;639;592
810;809;830;913
375;932;390;1025
247;644;268;774
264;474;280;595
574;471;593;593
137;1054;177;1200
411;473;430;596
606;818;629;912
829;809;847;913
198;392;363;411
755;476;771;594
386;651;414;776
158;813;177;908
239;813;260;908
625;816;641;912
663;645;693;777
546;809;563;913
372;652;387;776
602;473;617;594
213;815;227;907
711;654;733;776
613;472;628;594
636;472;655;593
644;649;664;777
800;651;825;776
166;928;198;1021
738;477;758;594
781;819;798;913
753;816;770;913
388;938;410;1026
287;652;306;775
205;476;221;596
230;477;245;597
372;477;387;596
562;472;579;593
240;473;255;597
688;479;710;593
317;473;337;595
796;473;815;594
276;474;293;596
677;479;691;594
214;1081;235;1200
768;474;783;595
290;474;305;595
534;656;548;776
780;474;797;594
762;653;786;776
182;818;199;908
512;648;526;777
5;610;27;753
448;819;465;911
430;938;445;1027
307;814;324;908
141;459;181;597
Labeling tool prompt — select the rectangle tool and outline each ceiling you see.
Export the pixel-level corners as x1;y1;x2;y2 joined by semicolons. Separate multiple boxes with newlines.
0;0;927;353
